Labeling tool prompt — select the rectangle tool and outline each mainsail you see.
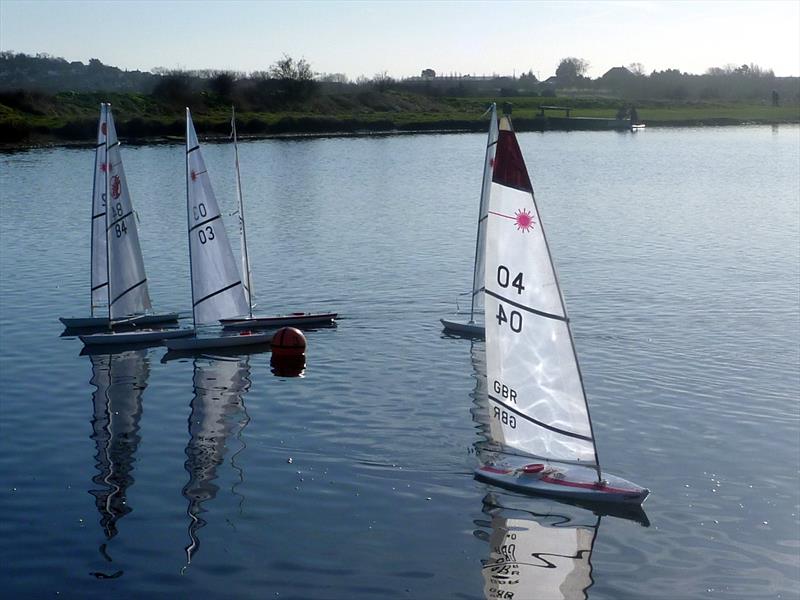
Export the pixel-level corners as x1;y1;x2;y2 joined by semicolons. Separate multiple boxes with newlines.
483;113;598;468
185;109;249;326
232;108;254;317
104;104;153;320
470;103;499;321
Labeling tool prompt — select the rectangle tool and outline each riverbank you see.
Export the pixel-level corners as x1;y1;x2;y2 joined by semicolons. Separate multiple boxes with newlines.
1;90;798;149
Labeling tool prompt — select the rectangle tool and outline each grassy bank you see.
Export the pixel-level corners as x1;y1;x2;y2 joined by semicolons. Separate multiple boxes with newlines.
1;90;798;148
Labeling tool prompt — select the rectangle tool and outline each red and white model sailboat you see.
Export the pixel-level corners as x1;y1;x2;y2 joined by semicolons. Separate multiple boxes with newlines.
474;105;649;505
62;103;179;330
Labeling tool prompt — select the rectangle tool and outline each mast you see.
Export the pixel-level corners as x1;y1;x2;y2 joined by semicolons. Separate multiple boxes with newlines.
103;103;112;332
186;108;197;331
469;103;498;323
503;104;603;482
232;107;253;318
90;105;102;318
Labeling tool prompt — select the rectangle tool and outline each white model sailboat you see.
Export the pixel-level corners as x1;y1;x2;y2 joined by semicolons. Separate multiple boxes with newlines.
62;103;178;330
441;103;498;337
164;109;272;351
218;108;337;331
80;105;191;347
474;106;649;504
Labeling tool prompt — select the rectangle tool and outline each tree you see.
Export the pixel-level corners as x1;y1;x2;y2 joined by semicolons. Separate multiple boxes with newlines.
269;54;313;81
555;57;589;83
628;62;645;76
267;54;316;102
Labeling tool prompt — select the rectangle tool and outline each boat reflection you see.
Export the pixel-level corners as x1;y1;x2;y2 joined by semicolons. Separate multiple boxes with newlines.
87;349;149;576
476;493;600;600
182;354;252;567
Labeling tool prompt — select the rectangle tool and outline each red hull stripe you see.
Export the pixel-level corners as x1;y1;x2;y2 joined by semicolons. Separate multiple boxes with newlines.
540;475;635;495
492;129;533;192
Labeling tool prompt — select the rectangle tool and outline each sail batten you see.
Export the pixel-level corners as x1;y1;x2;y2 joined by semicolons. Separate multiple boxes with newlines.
484;114;599;469
185;109;249;326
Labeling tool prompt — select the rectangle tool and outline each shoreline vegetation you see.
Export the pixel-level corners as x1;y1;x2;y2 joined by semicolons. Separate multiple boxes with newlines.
3;94;798;150
1;52;798;149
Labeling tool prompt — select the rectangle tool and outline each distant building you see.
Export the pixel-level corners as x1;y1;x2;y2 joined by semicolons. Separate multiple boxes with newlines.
601;66;635;83
421;68;436;79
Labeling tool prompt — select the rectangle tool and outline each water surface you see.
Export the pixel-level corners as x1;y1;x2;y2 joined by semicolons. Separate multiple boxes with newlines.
1;125;798;598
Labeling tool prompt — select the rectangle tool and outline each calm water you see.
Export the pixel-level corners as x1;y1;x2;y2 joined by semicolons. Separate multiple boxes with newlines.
1;126;798;599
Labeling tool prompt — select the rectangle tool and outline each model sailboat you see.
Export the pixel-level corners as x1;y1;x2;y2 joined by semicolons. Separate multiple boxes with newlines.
79;104;191;346
474;106;649;504
62;103;178;330
218;108;337;331
164;109;272;351
441;104;498;337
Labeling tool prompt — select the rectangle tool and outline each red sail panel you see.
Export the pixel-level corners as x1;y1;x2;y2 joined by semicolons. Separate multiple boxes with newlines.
492;129;533;193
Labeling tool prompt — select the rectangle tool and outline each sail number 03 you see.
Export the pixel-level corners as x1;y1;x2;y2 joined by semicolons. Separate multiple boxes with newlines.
193;203;216;244
495;265;525;332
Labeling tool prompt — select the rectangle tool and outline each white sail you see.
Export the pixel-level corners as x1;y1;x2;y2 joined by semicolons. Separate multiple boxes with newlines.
185;109;249;325
470;103;499;320
483;115;598;466
232;109;254;317
104;105;153;320
90;105;109;315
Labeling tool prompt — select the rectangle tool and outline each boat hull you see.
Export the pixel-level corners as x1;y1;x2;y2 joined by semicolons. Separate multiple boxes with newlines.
220;312;337;329
164;332;273;351
440;318;485;337
475;456;649;505
60;312;180;329
80;327;193;346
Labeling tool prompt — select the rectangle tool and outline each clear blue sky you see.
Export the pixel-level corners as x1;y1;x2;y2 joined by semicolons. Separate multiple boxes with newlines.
1;0;798;79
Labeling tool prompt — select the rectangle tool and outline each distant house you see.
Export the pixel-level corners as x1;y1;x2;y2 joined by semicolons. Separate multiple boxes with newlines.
421;68;436;79
601;66;634;83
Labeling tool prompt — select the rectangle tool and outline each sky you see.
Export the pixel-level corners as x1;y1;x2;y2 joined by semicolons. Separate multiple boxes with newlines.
1;0;798;79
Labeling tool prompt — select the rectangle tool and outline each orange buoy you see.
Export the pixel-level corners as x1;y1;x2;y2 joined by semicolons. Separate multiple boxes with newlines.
271;326;306;357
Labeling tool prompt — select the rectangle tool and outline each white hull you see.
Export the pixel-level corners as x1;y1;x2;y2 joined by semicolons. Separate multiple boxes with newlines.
164;331;273;351
60;312;179;329
441;318;485;337
221;312;337;329
475;456;649;505
80;327;193;346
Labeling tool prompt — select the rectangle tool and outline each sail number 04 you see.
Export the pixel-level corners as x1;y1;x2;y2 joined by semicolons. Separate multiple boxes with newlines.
496;265;524;332
193;203;216;244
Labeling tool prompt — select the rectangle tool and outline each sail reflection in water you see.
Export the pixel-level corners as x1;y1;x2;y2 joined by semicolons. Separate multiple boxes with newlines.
476;494;599;600
88;349;149;567
183;355;252;565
